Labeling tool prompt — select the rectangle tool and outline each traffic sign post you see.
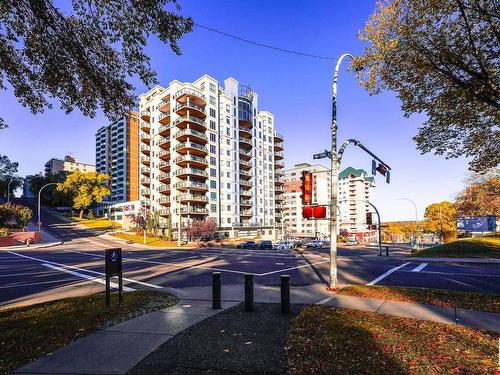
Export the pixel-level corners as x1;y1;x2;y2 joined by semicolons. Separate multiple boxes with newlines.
105;248;123;308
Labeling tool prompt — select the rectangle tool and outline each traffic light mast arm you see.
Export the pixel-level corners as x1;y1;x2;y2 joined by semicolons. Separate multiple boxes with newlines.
338;138;391;171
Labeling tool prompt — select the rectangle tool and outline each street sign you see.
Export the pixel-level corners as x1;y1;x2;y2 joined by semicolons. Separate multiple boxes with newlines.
105;248;123;307
457;216;496;232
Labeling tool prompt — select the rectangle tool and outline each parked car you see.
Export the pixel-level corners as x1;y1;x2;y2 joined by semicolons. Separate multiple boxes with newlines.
237;241;256;249
347;240;359;246
306;240;324;248
255;240;273;250
274;241;294;250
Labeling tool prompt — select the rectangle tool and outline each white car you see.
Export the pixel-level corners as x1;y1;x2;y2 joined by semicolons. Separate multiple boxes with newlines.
274;241;294;250
306;240;324;248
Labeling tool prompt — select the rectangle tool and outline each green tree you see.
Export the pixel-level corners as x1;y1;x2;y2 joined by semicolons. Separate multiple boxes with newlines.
0;1;192;129
0;203;33;229
424;201;457;243
12;204;33;229
57;171;110;219
27;172;70;206
0;155;19;197
354;0;499;171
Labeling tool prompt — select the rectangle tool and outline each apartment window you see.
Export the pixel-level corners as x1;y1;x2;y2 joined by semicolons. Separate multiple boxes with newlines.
209;83;216;92
210;156;216;165
209;96;216;105
210;204;216;213
227;183;230;189
210;168;216;177
200;82;205;91
210;145;216;154
227;205;231;211
210;180;216;189
210;120;216;130
210;192;216;201
210;133;216;142
226;116;230;125
226;104;230;112
210;108;216;117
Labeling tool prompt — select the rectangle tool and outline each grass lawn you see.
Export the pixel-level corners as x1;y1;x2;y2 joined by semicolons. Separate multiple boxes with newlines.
111;232;190;247
0;291;176;374
338;285;500;313
288;305;499;375
410;235;500;259
72;216;121;230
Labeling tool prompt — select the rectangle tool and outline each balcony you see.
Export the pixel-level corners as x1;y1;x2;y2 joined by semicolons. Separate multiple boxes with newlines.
159;183;170;194
239;170;252;179
175;102;206;119
174;181;208;192
141;188;151;197
239;149;252;160
159;99;171;113
158;208;170;217
159;149;170;161
174;142;208;157
176;194;208;203
274;151;284;160
158;125;170;137
240;199;252;207
159;112;171;125
174;155;208;169
159;172;170;183
275;161;284;169
173;115;206;132
141;134;151;145
274;141;284;152
239;125;252;139
275;185;284;193
140;144;151;156
140;156;150;166
174;168;208;179
159;161;170;172
240;188;252;198
159;196;170;206
177;206;209;216
275;194;284;201
240;210;253;217
239;160;252;170
159;136;170;149
140;177;151;186
174;88;206;106
274;132;284;142
140;166;150;176
140;121;150;133
239;137;252;150
239;179;252;187
140;110;151;122
174;129;207;144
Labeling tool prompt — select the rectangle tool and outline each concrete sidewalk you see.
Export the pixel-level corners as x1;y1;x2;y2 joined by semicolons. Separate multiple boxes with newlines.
1;223;62;250
14;283;500;374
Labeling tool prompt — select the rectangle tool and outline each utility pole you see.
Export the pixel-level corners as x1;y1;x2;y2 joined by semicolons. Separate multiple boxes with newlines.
7;178;14;204
329;53;353;290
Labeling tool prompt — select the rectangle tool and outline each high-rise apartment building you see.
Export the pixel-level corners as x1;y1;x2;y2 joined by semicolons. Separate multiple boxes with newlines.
283;164;375;239
44;155;95;175
138;75;284;239
95;111;140;202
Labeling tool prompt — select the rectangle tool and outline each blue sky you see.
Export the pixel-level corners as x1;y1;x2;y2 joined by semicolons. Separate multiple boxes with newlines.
0;0;470;220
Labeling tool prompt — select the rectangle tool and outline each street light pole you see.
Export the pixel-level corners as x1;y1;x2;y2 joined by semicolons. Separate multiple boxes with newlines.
329;53;353;290
398;198;419;247
37;183;58;232
7;178;14;204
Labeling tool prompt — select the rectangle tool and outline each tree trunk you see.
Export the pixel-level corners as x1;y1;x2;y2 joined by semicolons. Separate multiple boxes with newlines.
79;209;84;219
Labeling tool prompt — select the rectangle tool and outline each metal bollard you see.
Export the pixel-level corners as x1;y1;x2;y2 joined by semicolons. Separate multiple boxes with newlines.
386;246;389;256
212;272;221;309
281;275;291;314
244;273;254;312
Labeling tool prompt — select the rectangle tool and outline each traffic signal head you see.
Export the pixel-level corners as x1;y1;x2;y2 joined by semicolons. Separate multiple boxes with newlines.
300;171;312;205
366;212;373;225
376;164;387;176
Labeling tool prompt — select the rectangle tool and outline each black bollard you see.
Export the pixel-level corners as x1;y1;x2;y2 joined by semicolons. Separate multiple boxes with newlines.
386;246;389;256
281;275;291;314
212;272;221;309
244;274;254;312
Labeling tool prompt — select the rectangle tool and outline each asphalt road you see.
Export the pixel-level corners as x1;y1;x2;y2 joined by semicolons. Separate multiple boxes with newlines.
1;203;500;307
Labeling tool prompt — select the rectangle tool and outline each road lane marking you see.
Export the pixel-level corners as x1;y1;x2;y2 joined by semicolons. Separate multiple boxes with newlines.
367;263;411;286
6;251;163;289
258;260;330;276
42;263;135;291
411;263;428;272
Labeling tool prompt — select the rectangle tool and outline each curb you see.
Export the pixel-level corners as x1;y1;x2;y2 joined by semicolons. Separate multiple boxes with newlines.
1;241;63;250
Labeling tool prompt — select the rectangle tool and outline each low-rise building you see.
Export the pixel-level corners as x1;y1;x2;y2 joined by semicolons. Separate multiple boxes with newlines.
44;155;95;175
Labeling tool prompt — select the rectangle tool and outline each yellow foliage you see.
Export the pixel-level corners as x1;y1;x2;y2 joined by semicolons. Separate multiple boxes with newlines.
57;171;110;213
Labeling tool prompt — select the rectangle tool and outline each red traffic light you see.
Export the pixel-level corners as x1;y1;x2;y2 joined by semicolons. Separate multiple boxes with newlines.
302;205;327;219
302;206;314;218
376;164;387;176
300;171;313;205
